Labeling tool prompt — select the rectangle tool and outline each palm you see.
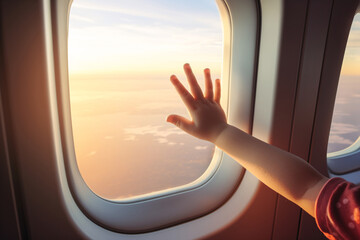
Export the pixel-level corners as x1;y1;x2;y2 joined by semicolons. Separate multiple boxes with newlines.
167;64;227;143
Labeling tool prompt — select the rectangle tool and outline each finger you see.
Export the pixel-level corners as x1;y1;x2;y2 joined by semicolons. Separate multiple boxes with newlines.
184;63;204;99
204;68;213;100
170;75;196;110
166;114;194;135
214;79;221;104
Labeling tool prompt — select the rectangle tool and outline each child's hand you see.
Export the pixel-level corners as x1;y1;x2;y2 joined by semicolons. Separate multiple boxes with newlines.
167;63;228;143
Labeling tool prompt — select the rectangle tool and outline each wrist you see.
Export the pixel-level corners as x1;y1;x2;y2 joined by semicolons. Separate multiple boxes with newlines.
210;123;230;144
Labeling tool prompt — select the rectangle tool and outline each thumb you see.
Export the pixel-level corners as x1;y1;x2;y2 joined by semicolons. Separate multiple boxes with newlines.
166;114;194;135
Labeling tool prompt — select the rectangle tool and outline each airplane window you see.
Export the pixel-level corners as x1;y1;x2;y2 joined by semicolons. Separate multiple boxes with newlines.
327;14;360;154
68;0;222;200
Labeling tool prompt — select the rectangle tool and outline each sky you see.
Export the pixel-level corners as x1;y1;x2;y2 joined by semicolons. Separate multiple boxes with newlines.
68;0;222;78
338;15;360;76
327;14;360;153
68;0;222;200
68;1;360;199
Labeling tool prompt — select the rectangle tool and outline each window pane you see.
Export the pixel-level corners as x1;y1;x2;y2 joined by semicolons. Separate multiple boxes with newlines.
328;14;360;153
68;0;222;200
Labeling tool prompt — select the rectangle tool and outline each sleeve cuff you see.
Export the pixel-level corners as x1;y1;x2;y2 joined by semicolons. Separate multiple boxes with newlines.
315;177;348;233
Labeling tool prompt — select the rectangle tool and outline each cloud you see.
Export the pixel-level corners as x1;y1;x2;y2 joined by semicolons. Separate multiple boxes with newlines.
332;110;350;117
137;102;180;111
329;122;358;135
69;24;222;54
156;138;168;144
195;146;208;150
71;1;221;28
155;138;177;145
68;0;223;76
70;92;109;102
68;22;222;74
334;98;349;105
328;135;353;145
123;125;185;138
71;14;94;23
124;135;136;141
87;151;97;157
71;2;172;22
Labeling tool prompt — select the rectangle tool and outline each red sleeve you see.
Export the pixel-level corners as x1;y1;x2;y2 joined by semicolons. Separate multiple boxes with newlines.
315;177;360;240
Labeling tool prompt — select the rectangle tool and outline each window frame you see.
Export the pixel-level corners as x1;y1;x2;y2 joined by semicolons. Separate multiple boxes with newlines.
50;0;261;235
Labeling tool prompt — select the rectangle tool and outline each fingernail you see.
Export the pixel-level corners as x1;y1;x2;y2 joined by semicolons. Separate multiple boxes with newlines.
184;63;190;68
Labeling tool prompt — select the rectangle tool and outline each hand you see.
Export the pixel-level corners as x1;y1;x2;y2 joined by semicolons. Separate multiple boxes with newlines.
167;63;228;143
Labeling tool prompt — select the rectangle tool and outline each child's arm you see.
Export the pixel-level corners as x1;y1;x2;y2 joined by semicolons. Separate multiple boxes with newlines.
167;63;329;217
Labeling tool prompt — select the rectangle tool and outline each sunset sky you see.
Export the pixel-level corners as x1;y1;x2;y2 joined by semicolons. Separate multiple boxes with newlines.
68;0;360;199
68;0;222;200
328;14;360;153
339;14;360;76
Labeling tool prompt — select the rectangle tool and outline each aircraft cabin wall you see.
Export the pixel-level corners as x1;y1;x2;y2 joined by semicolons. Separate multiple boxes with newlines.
0;0;359;239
